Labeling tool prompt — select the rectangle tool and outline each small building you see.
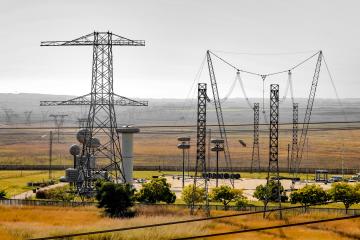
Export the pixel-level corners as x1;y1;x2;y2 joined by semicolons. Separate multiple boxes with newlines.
315;169;328;182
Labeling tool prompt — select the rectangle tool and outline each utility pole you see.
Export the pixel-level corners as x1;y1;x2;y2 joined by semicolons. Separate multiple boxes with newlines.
49;131;53;180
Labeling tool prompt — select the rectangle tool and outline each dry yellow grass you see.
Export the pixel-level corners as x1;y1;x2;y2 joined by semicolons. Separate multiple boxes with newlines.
1;205;360;240
0;126;359;169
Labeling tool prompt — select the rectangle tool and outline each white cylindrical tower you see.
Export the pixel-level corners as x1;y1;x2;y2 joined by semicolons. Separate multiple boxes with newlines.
116;126;140;183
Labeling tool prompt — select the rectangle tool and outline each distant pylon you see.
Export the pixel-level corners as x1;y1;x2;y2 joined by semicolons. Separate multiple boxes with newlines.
49;114;68;143
251;103;260;173
290;103;298;173
77;118;87;128
24;111;32;125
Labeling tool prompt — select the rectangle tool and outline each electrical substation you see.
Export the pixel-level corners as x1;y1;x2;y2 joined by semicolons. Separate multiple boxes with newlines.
34;31;342;211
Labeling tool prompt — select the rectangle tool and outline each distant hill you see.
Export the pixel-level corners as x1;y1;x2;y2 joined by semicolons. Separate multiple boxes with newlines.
0;93;357;126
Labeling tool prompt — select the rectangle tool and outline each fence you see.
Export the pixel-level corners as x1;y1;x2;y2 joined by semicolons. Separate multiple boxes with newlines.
1;199;360;215
0;164;359;175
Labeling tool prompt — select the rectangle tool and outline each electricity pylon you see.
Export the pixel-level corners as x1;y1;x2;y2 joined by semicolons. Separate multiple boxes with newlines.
40;32;148;196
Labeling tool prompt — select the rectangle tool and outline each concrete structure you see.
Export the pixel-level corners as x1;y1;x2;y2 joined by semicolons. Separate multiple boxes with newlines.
116;126;140;183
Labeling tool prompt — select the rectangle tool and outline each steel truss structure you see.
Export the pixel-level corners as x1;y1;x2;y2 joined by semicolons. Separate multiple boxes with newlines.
206;51;234;186
267;84;282;217
295;51;323;172
290;103;298;173
40;32;148;196
191;83;210;216
251;103;260;172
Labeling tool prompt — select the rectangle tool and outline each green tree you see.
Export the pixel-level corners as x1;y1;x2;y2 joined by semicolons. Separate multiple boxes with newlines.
181;184;205;206
210;185;244;210
253;180;285;217
136;178;176;204
95;182;135;217
0;189;6;199
328;182;360;213
290;184;328;212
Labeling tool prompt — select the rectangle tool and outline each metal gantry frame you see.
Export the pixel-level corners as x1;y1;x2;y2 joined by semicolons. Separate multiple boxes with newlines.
251;103;260;172
290;102;298;173
267;84;282;218
40;32;148;196
191;83;210;216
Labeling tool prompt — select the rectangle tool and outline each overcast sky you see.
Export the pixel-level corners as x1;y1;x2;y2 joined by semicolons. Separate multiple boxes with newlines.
0;0;359;99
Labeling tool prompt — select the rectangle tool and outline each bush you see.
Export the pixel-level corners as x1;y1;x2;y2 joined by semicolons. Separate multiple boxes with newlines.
328;182;360;213
290;184;328;211
235;197;249;210
0;189;7;199
136;178;176;204
35;186;75;201
96;182;135;217
181;184;205;206
210;185;245;210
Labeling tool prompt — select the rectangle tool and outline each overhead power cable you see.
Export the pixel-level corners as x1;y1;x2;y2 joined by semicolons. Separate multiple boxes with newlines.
173;214;360;240
208;50;320;78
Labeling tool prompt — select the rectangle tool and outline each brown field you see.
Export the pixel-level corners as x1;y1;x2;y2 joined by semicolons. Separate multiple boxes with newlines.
0;205;360;240
0;124;359;170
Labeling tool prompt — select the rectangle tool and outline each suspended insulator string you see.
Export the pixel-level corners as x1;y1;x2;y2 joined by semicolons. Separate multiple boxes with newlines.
237;71;253;109
219;73;238;104
261;75;268;123
289;71;294;104
280;73;291;103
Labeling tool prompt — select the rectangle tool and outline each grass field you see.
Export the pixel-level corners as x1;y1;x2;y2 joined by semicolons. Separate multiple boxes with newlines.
0;205;360;240
0;170;63;197
0;125;359;170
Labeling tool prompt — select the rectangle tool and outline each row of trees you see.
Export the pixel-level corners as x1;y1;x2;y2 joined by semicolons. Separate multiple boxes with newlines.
290;182;360;213
96;178;176;217
80;178;360;217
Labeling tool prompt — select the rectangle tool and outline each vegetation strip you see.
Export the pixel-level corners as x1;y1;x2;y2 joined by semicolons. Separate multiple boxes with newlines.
172;214;360;240
28;201;334;240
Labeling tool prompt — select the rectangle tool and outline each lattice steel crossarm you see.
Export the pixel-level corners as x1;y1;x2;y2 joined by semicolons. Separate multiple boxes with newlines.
40;93;148;106
41;32;145;47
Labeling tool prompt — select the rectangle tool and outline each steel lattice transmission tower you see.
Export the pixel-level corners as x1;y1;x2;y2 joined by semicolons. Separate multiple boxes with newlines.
290;103;298;173
40;32;148;195
191;83;210;216
266;84;282;218
251;103;260;173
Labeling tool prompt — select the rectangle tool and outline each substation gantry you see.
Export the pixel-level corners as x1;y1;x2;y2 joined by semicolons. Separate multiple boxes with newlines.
40;32;148;196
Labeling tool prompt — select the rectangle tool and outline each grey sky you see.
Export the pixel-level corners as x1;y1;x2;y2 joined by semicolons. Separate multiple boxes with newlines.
0;0;359;99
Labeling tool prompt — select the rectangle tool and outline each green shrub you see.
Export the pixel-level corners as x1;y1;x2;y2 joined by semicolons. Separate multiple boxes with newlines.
290;184;328;211
0;189;7;199
96;182;135;217
181;184;205;206
211;185;245;210
136;178;176;204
